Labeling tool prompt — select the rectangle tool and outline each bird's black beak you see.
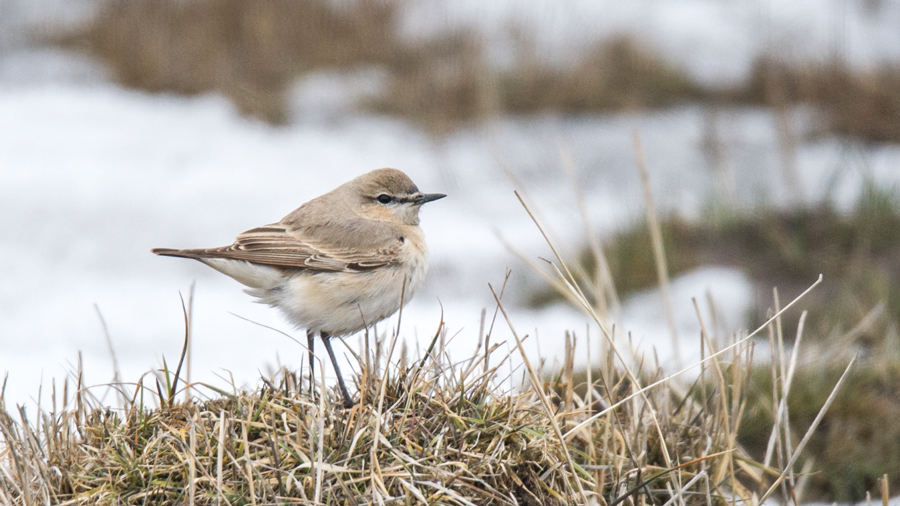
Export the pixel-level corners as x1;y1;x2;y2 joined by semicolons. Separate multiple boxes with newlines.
417;193;447;204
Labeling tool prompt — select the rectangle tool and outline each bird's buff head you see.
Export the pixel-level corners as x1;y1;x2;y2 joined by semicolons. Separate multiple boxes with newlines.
349;168;445;226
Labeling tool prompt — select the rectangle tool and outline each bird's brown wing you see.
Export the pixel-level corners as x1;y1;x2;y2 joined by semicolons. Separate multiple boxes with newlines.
153;224;403;272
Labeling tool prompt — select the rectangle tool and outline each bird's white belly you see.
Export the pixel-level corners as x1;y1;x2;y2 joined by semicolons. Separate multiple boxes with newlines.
272;249;427;336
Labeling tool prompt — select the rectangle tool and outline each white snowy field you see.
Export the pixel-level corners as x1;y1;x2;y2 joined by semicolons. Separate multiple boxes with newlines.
2;0;900;409
2;80;899;409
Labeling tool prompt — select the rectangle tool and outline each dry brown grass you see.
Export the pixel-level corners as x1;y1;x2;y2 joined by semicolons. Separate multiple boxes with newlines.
497;38;698;115
60;0;405;124
369;35;700;128
52;0;900;141
58;0;698;130
744;57;900;143
0;321;764;505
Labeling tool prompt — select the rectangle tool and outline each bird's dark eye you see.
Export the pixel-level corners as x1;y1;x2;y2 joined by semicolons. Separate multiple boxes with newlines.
377;194;392;204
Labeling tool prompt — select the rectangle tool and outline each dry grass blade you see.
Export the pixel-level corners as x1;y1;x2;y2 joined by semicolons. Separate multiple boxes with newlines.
94;304;125;406
758;355;857;504
490;284;591;505
557;140;620;319
633;130;680;366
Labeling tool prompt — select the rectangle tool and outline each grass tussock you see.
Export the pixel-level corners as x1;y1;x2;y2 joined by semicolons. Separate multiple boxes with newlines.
1;301;801;505
58;0;404;124
496;37;698;115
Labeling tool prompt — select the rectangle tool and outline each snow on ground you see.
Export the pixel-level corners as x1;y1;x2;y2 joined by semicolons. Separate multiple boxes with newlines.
2;81;899;408
0;48;110;89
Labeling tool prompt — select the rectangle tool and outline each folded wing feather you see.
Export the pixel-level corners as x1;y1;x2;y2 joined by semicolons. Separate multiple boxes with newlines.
158;224;401;272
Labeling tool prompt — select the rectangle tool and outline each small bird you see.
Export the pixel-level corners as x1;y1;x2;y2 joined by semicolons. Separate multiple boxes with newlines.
153;168;445;407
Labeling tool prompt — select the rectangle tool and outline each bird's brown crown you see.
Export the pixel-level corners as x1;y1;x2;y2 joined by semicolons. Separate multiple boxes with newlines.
352;168;420;198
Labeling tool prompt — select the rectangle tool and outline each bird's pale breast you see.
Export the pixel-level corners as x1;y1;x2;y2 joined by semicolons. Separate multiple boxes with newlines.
269;226;428;336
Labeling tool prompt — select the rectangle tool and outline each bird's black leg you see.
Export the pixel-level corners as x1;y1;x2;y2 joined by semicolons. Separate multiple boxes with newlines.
306;329;316;398
321;331;355;408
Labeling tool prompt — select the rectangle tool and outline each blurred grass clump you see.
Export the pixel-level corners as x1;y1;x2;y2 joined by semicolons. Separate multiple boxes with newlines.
744;57;900;143
58;0;406;124
56;0;900;141
533;180;900;338
59;0;698;129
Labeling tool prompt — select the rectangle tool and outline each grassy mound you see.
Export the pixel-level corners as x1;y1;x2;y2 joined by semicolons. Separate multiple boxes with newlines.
0;309;796;505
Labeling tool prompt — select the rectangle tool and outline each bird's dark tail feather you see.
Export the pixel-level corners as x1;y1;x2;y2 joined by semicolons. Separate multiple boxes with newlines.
152;248;202;259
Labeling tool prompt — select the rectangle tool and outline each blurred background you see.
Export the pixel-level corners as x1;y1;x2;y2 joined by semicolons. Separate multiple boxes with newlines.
2;0;900;501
